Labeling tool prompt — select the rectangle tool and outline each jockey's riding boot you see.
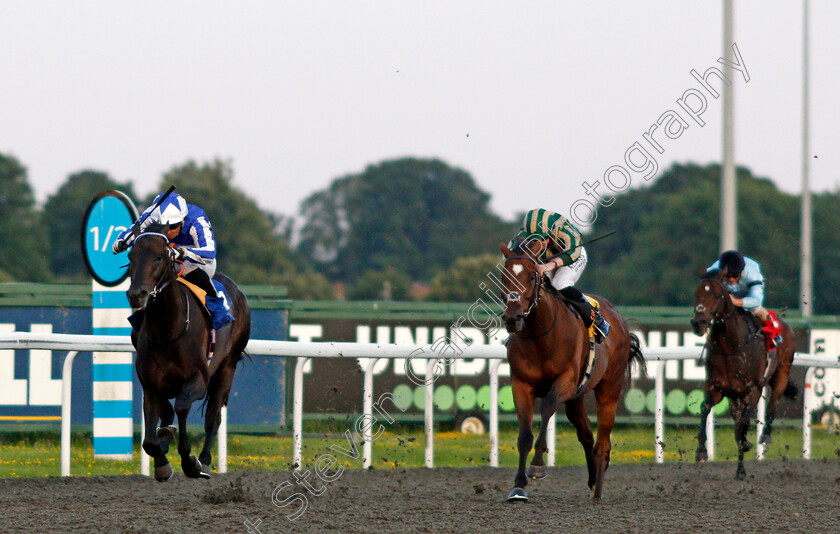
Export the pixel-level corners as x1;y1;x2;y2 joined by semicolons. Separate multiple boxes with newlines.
559;287;610;343
184;269;218;298
593;312;611;344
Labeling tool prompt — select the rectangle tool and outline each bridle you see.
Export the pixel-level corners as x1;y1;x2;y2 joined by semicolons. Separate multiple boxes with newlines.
131;233;191;343
503;254;542;319
696;277;737;325
503;254;563;339
133;233;182;301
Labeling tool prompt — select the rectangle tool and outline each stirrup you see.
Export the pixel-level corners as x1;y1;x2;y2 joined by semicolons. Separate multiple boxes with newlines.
594;315;610;344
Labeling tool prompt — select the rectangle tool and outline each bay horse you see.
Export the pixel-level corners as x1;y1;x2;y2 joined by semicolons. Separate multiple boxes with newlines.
127;229;251;481
499;239;645;502
690;269;795;479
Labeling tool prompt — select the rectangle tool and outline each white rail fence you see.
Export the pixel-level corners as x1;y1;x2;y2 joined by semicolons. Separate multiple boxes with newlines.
1;332;838;476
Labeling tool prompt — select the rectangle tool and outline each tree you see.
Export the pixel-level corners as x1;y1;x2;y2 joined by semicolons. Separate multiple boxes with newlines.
428;254;504;302
154;159;333;299
0;153;52;281
346;267;412;301
585;163;801;309
298;158;516;283
43;170;137;281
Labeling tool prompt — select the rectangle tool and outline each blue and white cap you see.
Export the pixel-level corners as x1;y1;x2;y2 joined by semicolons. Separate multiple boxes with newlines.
153;193;189;225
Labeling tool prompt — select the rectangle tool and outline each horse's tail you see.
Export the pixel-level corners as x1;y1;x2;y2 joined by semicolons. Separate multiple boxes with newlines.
628;331;647;378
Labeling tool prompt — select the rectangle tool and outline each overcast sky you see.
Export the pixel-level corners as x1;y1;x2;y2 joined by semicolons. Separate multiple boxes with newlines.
2;1;838;225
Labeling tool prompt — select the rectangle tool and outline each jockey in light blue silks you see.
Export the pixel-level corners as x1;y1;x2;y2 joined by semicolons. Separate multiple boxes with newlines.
707;250;782;348
113;192;233;330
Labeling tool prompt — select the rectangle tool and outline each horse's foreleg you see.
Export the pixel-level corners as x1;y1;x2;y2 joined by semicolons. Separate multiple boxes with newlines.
528;391;557;480
199;365;235;469
696;387;723;462
564;396;595;490
174;372;209;479
507;379;535;502
141;393;172;482
155;397;176;455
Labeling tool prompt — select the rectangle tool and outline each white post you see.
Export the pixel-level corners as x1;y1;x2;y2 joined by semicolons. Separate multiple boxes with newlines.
60;351;79;477
756;387;767;460
489;359;501;467
293;357;309;470
800;0;813;316
720;0;737;252
140;393;149;476
546;412;556;467
655;363;665;463
362;358;377;469
803;367;815;459
424;358;437;468
218;406;228;473
706;408;715;462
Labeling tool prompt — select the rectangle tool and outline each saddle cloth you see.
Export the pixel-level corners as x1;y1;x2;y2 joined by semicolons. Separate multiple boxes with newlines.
177;277;235;330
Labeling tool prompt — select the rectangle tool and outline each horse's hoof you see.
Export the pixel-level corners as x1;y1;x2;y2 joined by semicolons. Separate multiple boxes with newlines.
735;468;747;481
759;434;772;446
696;450;708;463
183;456;205;479
527;465;547;480
154;463;173;482
507;487;529;502
742;441;753;453
198;462;211;479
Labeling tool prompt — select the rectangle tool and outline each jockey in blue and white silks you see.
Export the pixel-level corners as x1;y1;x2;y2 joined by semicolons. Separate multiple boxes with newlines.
113;193;217;280
707;250;782;348
113;192;233;330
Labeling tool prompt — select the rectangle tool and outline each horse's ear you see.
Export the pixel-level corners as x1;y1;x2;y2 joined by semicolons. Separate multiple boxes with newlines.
704;267;724;280
499;241;513;257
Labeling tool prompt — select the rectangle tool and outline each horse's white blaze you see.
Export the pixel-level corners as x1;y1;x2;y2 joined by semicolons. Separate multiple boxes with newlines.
704;285;710;292
512;264;524;275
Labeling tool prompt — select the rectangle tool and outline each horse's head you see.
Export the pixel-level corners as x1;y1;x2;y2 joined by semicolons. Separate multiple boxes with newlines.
126;227;178;310
499;238;546;334
691;269;729;335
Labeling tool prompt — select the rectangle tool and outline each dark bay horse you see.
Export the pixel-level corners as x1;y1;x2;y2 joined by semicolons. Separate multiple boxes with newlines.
500;239;645;502
127;231;251;481
690;270;795;479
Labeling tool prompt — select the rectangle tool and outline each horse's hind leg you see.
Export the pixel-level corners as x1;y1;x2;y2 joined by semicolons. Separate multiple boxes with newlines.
696;387;723;462
199;363;235;470
762;360;793;445
174;372;209;479
507;379;535;502
591;384;621;501
141;393;172;482
730;394;757;480
528;391;557;480
564;396;595;491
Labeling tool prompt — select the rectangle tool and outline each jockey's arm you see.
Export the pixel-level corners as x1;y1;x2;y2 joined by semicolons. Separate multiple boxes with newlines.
740;280;764;309
180;216;216;265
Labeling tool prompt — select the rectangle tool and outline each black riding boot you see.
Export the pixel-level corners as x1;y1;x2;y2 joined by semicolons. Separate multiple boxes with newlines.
184;269;218;298
558;286;611;343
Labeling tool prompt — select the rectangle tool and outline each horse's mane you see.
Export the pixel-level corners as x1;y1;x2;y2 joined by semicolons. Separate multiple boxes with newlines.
143;222;169;235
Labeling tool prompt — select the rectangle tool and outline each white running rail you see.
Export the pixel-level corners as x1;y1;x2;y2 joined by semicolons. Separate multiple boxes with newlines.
1;332;838;475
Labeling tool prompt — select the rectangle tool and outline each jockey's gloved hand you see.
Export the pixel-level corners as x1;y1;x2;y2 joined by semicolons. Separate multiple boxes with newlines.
169;246;187;262
112;238;127;254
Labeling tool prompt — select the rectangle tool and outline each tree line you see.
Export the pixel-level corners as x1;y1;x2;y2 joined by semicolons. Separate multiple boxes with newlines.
1;151;836;313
